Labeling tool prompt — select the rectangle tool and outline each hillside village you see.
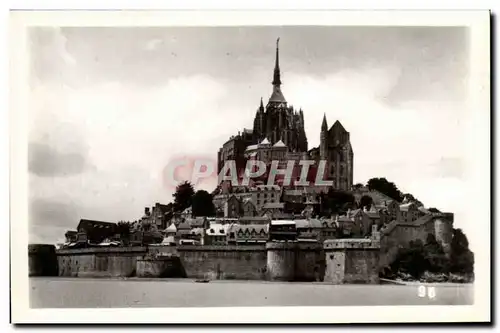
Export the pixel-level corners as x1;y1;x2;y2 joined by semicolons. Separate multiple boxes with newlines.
61;181;444;248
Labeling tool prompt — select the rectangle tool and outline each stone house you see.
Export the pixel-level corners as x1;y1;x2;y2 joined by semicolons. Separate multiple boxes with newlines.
319;219;338;241
334;208;375;238
76;219;117;244
225;223;239;245
242;198;257;217
363;206;382;230
347;209;373;236
204;223;227;245
64;230;78;243
233;224;268;244
249;185;281;212
374;200;400;223
295;219;321;240
186;217;209;230
180;227;204;245
150;202;172;230
399;202;419;223
268;220;297;241
175;221;192;243
224;195;242;218
260;202;286;219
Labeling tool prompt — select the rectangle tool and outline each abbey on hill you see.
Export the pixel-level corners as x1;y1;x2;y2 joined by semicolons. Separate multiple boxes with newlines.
217;38;354;191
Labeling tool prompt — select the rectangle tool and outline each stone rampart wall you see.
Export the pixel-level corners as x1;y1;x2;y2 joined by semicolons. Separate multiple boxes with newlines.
177;245;268;280
57;246;147;277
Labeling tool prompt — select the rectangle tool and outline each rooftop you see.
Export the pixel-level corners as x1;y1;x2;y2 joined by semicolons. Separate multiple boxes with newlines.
273;140;287;148
270;220;295;225
260;138;271;145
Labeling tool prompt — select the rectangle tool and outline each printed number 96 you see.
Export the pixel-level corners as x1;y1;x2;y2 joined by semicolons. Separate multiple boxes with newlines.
418;286;436;299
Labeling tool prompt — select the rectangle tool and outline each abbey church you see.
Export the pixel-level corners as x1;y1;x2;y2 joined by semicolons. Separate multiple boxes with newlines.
217;38;354;191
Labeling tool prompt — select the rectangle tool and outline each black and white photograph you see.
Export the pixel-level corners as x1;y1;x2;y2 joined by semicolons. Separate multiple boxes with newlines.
9;10;490;324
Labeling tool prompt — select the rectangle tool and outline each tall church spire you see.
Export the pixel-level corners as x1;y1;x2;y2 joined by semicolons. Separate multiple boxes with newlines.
321;113;328;131
272;37;281;86
269;38;286;104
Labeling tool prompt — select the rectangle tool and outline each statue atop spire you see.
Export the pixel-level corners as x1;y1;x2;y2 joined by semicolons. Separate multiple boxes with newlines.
272;37;281;86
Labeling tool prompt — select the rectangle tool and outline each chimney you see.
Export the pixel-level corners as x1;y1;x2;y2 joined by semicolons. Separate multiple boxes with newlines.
145;207;150;216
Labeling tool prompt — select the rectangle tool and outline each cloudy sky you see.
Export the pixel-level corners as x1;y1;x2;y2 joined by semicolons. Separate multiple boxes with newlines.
28;26;469;245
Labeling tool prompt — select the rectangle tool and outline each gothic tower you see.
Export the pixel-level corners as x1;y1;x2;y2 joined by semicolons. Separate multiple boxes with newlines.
252;38;308;153
319;116;354;191
320;113;328;159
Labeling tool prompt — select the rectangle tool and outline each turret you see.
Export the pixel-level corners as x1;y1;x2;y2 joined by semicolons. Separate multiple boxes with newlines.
320;113;328;159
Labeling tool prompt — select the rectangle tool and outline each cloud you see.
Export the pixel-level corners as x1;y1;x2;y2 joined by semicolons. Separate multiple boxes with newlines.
29;198;79;228
28;143;89;177
29;198;80;244
29;74;239;241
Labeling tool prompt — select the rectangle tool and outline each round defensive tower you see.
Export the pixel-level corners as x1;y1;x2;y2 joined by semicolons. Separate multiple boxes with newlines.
434;217;453;256
28;244;58;277
266;241;297;281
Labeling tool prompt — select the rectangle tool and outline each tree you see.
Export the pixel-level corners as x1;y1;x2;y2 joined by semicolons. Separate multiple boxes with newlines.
367;178;404;202
173;181;195;212
191;190;216;217
359;195;373;209
449;228;474;274
320;189;356;215
386;230;475;281
116;221;132;244
424;233;447;273
402;193;424;207
391;239;428;279
353;183;364;189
